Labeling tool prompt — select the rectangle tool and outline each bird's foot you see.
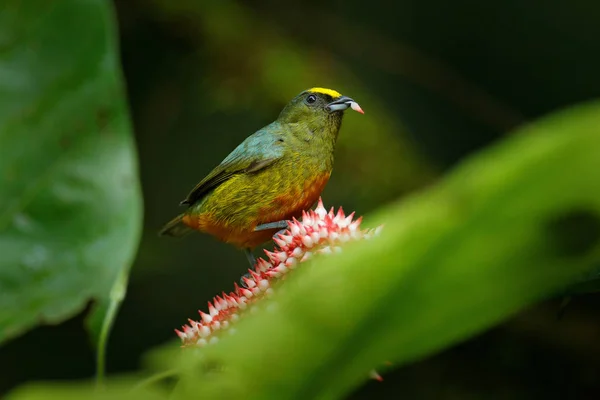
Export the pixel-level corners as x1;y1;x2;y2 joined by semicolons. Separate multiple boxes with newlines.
240;227;288;288
241;248;256;288
254;220;288;232
240;272;252;288
244;248;256;267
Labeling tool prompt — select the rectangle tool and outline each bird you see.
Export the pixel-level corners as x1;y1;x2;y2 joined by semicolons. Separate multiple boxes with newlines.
159;87;363;266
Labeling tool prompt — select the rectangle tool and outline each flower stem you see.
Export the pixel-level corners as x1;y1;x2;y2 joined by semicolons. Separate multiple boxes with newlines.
95;269;128;387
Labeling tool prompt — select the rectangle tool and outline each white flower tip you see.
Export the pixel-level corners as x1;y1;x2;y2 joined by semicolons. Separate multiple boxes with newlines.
208;302;218;317
290;224;301;236
302;235;314;248
274;263;288;274
285;256;298;268
369;370;383;381
315;198;327;217
199;311;212;324
199;325;211;338
258;279;270;290
291;247;304;258
273;236;287;248
281;234;294;244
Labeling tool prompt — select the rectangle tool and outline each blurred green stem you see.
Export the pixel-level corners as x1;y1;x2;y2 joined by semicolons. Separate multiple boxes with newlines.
96;269;129;387
132;370;179;392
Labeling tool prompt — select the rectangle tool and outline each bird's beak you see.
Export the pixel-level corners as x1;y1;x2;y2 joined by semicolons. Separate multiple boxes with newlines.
326;96;364;114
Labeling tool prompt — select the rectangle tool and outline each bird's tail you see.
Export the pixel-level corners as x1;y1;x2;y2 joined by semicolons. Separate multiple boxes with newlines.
159;214;194;238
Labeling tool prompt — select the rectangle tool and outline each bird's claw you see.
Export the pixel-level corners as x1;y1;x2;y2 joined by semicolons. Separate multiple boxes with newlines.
254;220;289;232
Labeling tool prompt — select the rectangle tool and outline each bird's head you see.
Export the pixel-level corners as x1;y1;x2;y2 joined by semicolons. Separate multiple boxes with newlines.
277;88;363;136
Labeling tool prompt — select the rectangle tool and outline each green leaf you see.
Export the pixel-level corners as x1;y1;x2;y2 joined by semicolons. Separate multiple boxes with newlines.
170;101;600;399
0;0;142;354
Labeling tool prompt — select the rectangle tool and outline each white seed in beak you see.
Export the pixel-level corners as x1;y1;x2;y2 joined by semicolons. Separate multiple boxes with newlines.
349;101;364;114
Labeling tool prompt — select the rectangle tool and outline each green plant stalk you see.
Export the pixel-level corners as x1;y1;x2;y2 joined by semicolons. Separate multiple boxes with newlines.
131;369;179;393
170;101;600;400
95;269;128;387
93;1;143;385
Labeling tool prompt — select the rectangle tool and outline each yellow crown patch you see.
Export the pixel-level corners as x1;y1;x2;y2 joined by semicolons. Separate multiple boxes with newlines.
308;87;342;98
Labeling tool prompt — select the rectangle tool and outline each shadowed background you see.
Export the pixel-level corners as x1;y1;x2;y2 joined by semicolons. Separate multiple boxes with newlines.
2;0;600;398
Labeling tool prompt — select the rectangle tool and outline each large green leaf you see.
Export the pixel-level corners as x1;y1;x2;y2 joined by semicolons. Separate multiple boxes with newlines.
166;101;600;399
0;0;142;348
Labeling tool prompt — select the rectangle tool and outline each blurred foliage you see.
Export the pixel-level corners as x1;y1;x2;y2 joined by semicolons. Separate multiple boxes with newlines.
0;0;142;352
2;0;600;399
6;382;166;400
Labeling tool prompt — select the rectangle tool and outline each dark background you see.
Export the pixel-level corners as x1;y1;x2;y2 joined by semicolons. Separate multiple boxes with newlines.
2;0;600;398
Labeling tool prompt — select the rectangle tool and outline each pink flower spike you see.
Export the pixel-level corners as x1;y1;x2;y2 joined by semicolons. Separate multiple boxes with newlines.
175;196;384;372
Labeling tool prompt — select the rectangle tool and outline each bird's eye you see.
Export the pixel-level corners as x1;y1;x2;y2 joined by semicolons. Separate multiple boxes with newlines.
306;94;317;105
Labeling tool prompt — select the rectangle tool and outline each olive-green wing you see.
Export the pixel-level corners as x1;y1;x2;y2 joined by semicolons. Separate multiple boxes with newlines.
180;157;278;206
180;127;284;206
